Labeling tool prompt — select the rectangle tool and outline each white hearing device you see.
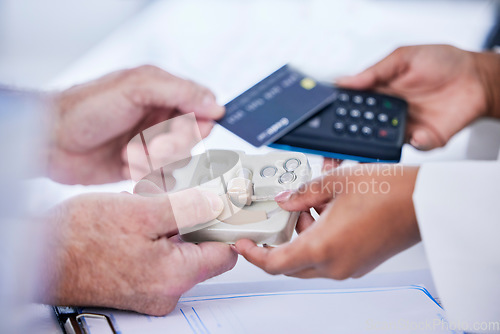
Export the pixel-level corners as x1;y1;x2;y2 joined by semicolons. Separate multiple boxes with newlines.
134;150;311;246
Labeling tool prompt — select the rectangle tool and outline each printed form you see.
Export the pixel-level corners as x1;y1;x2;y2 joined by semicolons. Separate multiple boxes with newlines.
83;286;458;334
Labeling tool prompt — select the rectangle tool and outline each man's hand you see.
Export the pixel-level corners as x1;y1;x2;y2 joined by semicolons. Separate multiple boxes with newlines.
236;165;420;279
47;65;224;185
40;189;237;315
337;45;497;150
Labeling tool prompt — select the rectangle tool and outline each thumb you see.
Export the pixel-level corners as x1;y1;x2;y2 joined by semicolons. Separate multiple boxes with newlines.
408;126;447;151
275;174;341;211
191;242;238;281
336;47;409;90
169;240;237;292
141;188;225;237
169;189;225;231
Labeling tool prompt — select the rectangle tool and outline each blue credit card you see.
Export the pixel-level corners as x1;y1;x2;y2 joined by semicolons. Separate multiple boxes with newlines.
219;65;337;147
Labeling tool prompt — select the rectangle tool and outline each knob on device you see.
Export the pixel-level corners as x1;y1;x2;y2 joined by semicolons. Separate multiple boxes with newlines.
227;168;254;207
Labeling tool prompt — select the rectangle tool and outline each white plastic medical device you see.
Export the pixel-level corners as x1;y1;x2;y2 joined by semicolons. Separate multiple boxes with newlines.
135;150;312;246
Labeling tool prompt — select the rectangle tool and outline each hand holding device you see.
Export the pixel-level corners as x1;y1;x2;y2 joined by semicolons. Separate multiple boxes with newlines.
273;87;408;162
236;165;421;279
46;65;224;185
40;190;237;316
336;45;494;150
218;65;408;162
135;150;312;246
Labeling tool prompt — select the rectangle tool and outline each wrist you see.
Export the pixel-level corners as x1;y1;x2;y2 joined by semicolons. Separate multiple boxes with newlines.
35;205;70;305
43;91;74;183
472;51;500;119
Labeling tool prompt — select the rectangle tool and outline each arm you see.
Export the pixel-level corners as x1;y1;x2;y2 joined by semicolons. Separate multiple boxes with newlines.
474;51;500;119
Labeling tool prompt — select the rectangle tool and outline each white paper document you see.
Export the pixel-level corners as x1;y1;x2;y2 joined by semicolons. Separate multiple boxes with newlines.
83;286;459;334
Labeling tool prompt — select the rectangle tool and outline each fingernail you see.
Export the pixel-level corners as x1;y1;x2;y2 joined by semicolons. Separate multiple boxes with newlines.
410;137;420;149
202;94;216;106
201;94;224;119
410;136;430;151
230;244;240;255
275;190;293;203
202;191;224;214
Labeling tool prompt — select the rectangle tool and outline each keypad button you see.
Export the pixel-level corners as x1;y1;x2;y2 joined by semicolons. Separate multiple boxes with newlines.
366;97;377;106
333;121;345;133
348;124;359;134
279;172;296;184
336;107;347;117
308;117;321;129
338;93;349;102
350;109;361;118
361;126;373;137
378;113;389;123
284;158;301;172
377;128;397;140
383;100;393;109
353;95;363;104
260;166;277;178
363;111;375;121
391;118;399;127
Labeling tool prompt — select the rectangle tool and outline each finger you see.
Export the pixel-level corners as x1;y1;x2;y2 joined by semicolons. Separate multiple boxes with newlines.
197;120;215;138
335;47;409;90
322;158;343;172
126;164;157;182
275;174;340;212
168;189;224;230
123;65;225;119
285;267;321;279
148;133;193;168
296;212;315;234
134;179;165;195
194;242;239;280
142;188;224;237
235;235;314;275
121;165;131;180
167;241;237;293
406;123;447;151
168;234;182;243
124;142;154;181
313;204;328;215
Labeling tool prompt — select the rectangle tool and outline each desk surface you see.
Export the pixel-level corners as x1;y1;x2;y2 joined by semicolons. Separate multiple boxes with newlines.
33;0;497;332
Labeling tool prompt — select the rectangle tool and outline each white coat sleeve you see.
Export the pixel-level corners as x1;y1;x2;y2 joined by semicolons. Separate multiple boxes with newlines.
413;161;500;333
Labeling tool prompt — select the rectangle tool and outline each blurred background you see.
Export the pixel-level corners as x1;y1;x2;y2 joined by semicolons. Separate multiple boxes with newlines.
0;0;151;88
1;0;499;91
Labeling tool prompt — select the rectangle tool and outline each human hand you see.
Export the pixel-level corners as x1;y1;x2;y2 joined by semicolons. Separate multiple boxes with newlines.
236;165;420;279
337;45;493;150
40;189;237;315
47;65;224;185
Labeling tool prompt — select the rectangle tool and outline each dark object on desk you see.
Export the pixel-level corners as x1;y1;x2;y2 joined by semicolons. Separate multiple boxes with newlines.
53;306;117;334
271;88;408;162
219;64;408;162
